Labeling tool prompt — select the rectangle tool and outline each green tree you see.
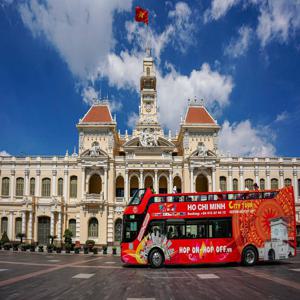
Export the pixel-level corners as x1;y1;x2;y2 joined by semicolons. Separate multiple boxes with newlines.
0;231;10;244
63;229;73;245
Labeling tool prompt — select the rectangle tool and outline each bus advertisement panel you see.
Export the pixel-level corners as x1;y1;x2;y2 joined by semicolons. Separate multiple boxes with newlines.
121;186;296;267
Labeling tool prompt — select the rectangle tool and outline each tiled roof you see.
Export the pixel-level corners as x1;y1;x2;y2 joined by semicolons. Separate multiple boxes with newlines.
185;106;216;124
81;105;113;123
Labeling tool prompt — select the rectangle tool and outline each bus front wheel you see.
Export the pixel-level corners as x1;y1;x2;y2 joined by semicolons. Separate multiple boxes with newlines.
242;246;258;266
149;248;164;268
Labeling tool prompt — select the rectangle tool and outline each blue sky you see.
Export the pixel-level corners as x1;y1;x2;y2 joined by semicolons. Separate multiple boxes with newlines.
0;0;300;157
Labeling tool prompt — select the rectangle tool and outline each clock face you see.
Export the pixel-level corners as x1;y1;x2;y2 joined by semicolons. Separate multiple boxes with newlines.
145;104;152;112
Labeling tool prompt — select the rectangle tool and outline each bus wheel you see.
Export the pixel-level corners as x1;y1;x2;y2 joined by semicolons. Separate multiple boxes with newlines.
268;249;275;261
149;248;164;268
242;246;257;266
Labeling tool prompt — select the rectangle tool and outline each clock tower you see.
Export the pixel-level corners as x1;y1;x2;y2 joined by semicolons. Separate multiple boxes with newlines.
135;49;162;135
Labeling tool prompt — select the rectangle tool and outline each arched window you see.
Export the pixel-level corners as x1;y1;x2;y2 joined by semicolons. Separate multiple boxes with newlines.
15;217;22;236
146;67;150;76
173;176;182;193
70;176;77;198
1;177;10;196
260;179;265;190
159;176;168;194
130;176;139;196
116;176;124;197
245;178;254;190
114;219;122;242
1;217;8;234
219;176;227;191
68;219;76;237
89;174;102;194
16;177;24;196
42;178;51;197
232;178;238;191
271;178;279;190
57;178;63;196
284;178;292;187
144;176;153;189
30;178;35;196
88;218;98;238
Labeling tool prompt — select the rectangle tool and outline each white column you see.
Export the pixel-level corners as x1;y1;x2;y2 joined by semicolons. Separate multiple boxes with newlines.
154;170;158;193
76;213;80;242
22;211;26;235
9;212;14;240
255;166;259;186
266;167;270;189
35;169;41;197
63;169;68;203
293;168;298;202
168;170;173;193
10;169;15;202
57;211;62;241
125;170;129;202
139;170;143;189
228;166;232;191
50;211;54;236
190;167;194;192
28;211;33;240
25;169;30;196
104;167;108;201
239;166;244;190
52;169;57;197
212;167;216;192
81;167;85;199
279;168;284;188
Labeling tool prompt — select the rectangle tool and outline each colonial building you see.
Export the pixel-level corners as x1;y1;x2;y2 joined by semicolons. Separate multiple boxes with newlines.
0;52;300;245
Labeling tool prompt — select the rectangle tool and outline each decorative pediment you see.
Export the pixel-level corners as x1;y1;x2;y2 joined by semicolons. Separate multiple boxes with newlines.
190;143;216;158
80;145;108;158
123;135;175;148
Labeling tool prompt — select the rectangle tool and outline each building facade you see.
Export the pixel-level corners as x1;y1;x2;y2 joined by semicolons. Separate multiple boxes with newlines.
1;53;300;245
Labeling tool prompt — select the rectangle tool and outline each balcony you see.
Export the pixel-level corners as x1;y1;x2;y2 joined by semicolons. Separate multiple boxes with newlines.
81;192;106;207
116;197;125;203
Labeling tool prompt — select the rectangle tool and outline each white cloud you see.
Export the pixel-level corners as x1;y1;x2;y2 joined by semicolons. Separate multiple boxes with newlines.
204;0;240;23
256;0;300;47
219;120;276;156
275;111;288;122
105;51;143;91
81;86;99;105
127;112;139;129
109;100;122;113
0;150;11;156
225;26;252;57
19;0;133;79
157;63;233;130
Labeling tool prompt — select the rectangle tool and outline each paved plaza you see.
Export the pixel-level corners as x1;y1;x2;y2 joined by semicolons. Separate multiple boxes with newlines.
0;250;300;299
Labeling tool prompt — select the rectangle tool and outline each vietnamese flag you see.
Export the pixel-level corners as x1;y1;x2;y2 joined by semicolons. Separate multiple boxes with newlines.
135;6;148;25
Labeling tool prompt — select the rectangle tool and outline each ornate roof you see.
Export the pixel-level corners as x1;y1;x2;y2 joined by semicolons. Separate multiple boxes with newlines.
80;103;113;124
184;105;216;124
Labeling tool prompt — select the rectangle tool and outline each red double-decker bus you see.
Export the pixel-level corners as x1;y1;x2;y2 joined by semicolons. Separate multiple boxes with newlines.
121;187;296;268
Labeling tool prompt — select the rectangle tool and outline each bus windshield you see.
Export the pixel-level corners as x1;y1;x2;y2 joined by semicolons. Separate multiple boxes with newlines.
128;189;146;205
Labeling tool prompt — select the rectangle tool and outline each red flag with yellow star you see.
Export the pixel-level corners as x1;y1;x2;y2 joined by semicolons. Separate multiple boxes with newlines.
135;6;148;25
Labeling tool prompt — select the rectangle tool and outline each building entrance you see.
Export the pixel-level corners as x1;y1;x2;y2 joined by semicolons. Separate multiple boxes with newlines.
38;216;50;245
195;174;208;192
